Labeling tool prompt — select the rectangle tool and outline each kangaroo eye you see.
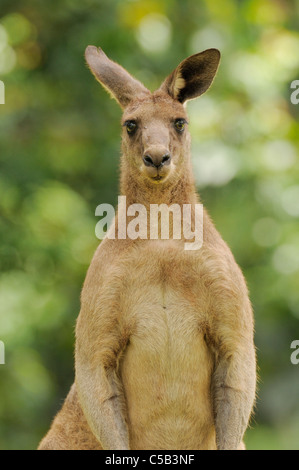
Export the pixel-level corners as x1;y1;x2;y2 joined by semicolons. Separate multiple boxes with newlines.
174;119;186;132
125;121;137;135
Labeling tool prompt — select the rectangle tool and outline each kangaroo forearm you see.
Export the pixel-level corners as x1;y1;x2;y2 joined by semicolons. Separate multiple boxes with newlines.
212;347;256;450
214;387;253;450
86;395;129;450
76;370;130;450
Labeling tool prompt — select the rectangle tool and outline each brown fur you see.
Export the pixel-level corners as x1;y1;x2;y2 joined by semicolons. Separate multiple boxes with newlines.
38;47;256;450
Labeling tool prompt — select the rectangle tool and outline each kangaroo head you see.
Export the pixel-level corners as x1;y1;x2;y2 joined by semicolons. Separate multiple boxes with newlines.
85;46;220;188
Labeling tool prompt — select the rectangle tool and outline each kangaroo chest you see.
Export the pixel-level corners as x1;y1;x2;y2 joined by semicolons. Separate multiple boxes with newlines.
112;240;216;449
118;240;208;339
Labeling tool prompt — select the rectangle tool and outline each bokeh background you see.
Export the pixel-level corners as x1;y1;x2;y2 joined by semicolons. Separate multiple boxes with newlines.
0;0;299;450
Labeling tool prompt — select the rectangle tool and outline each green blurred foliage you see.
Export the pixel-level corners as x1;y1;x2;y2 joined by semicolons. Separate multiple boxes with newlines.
0;0;299;450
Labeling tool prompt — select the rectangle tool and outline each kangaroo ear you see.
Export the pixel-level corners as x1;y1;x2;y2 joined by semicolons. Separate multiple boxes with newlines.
85;46;150;109
159;49;221;103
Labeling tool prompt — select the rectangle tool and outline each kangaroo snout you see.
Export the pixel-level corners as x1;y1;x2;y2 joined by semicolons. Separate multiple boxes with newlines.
142;147;172;182
143;151;171;168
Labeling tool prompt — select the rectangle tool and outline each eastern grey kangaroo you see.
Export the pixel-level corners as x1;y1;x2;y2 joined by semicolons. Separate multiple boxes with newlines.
39;46;256;450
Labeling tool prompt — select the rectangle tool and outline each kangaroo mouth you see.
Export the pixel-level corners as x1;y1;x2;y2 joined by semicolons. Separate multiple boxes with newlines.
144;167;170;184
153;175;163;181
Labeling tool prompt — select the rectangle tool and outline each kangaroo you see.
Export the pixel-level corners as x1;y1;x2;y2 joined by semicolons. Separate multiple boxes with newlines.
38;46;256;450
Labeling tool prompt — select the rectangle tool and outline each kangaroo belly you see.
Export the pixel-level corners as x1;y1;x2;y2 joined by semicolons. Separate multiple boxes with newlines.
119;282;216;450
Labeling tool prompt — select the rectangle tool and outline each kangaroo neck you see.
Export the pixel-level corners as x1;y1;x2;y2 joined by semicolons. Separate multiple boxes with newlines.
120;168;199;208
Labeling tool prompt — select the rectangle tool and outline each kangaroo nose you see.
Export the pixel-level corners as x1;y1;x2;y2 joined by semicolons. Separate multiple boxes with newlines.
143;153;171;168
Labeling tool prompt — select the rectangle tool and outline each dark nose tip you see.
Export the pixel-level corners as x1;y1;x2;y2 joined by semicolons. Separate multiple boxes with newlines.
143;153;171;168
